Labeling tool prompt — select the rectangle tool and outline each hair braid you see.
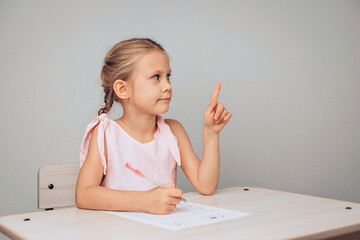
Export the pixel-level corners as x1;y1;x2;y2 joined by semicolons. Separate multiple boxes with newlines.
98;87;115;115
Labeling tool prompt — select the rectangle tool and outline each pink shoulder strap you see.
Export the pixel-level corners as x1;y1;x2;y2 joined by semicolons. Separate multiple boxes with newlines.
157;116;181;166
79;113;109;174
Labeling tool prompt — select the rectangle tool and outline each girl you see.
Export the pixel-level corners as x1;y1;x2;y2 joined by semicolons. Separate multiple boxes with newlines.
76;38;231;215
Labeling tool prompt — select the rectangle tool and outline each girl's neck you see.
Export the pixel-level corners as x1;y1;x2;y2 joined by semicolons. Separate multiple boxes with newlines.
116;111;157;143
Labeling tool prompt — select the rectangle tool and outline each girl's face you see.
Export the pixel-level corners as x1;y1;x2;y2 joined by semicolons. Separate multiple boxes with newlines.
129;50;172;115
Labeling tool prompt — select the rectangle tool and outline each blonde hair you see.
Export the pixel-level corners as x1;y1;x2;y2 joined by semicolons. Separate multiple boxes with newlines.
98;38;166;115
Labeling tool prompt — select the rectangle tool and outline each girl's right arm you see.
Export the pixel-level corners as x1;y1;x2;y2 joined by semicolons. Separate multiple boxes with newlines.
75;125;182;215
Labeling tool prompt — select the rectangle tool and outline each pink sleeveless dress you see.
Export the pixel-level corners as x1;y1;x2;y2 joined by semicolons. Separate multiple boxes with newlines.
80;113;181;191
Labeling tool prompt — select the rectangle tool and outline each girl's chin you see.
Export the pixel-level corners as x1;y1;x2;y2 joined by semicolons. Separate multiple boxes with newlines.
156;106;170;115
158;109;169;115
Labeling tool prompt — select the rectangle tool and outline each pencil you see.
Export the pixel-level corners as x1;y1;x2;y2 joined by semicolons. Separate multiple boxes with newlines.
125;162;187;202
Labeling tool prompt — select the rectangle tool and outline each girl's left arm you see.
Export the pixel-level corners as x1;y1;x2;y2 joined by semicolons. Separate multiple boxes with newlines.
166;82;231;195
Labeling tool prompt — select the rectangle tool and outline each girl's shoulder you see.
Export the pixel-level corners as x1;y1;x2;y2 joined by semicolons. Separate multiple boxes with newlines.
164;119;187;139
164;118;181;129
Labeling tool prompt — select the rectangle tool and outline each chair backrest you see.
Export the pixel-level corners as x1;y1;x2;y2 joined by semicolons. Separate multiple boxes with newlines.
38;163;80;210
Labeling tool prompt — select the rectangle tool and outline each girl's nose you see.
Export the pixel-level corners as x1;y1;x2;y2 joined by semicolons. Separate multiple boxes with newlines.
162;80;172;92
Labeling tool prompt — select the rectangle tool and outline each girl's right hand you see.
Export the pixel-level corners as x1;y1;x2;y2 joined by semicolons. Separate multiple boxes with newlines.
144;183;183;215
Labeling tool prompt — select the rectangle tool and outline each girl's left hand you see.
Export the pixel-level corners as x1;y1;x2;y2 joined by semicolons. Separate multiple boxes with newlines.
204;82;231;134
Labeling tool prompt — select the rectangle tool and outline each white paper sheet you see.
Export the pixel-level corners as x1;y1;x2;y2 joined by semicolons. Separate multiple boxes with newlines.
102;201;251;231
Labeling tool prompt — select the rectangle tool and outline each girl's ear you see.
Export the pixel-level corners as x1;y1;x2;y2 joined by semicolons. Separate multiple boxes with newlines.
113;79;129;100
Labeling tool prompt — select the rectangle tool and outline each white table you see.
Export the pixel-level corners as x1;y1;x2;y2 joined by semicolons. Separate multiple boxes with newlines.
1;186;360;239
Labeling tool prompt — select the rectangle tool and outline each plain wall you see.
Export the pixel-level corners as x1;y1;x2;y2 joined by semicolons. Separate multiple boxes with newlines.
1;0;359;217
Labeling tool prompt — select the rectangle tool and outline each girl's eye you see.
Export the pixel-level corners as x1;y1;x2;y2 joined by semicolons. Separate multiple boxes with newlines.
152;74;171;80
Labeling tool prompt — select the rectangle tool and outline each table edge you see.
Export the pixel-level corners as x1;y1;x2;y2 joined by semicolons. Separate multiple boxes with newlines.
0;222;28;240
214;186;360;205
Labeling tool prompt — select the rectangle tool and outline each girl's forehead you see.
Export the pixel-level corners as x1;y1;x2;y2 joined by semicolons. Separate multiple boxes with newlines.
136;50;170;73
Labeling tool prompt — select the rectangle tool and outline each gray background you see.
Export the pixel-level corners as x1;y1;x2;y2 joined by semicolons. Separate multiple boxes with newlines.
1;0;359;218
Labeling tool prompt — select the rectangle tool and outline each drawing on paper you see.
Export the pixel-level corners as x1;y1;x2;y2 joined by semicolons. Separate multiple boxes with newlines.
102;201;251;231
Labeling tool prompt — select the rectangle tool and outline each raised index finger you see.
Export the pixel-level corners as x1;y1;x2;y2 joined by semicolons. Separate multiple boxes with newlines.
209;82;221;106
